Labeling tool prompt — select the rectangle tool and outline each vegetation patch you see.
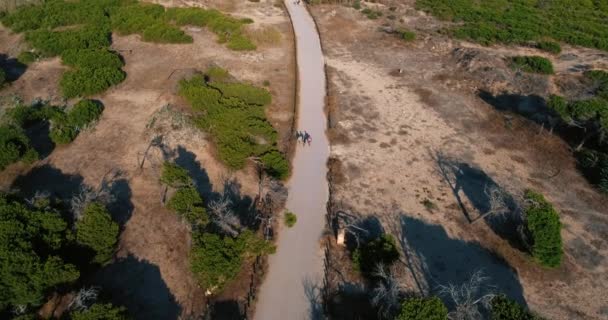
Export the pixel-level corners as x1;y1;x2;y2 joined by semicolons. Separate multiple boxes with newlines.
1;0;255;97
523;190;563;268
179;68;289;179
284;210;297;227
416;0;608;50
0;124;38;170
70;303;130;320
510;56;554;74
76;202;120;265
536;41;561;54
361;7;382;19
396;297;448;320
491;295;543;320
398;29;416;42
49;99;104;144
352;234;400;274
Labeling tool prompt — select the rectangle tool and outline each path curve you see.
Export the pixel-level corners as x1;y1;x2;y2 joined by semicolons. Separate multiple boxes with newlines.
254;1;329;319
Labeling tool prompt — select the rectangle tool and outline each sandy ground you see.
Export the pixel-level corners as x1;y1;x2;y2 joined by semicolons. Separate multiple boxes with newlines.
311;3;608;320
254;1;329;319
0;0;295;318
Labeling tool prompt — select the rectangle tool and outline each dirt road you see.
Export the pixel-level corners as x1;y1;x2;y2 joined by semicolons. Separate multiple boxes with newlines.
254;1;329;319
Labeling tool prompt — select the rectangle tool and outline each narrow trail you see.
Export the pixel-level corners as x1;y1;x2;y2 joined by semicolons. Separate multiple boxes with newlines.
254;1;329;319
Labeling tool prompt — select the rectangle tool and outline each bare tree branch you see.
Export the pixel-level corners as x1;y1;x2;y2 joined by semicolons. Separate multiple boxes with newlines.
208;196;241;236
438;270;496;320
68;287;99;311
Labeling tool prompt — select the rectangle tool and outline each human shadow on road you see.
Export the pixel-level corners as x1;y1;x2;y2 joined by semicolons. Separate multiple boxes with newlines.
399;215;527;308
435;154;526;251
91;255;181;320
175;146;258;229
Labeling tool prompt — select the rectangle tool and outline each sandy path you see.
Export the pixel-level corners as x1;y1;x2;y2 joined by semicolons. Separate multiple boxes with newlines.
254;1;329;319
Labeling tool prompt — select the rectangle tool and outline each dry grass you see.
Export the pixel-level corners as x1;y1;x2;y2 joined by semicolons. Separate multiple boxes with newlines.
246;26;282;47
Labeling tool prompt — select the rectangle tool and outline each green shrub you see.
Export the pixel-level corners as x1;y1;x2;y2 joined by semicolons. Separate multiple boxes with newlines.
352;234;400;274
160;162;192;187
399;29;416;42
60;67;125;98
491;295;543;320
523;190;563;268
0;194;80;309
537;41;561;54
76;202;119;264
353;0;361;10
179;72;288;178
167;186;209;227
227;35;257;51
190;230;275;291
61;49;123;70
260;150;290;179
141;23;193;43
510;56;554;74
415;0;608;51
17;51;37;65
284;210;297;227
70;303;130;320
68;99;104;128
110;3;166;36
25;26;111;57
0;125;38;170
397;297;448;320
49;100;104;144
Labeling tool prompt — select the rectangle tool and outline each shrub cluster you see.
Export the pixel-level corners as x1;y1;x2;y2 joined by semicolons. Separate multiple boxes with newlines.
0;125;38;170
49;99;104;144
190;230;275;291
491;295;544;320
523;190;563;268
161;162;209;227
510;56;554;74
536;41;561;54
70;302;130;320
361;7;382;19
398;29;416;42
179;69;289;179
17;51;38;65
547;71;608;192
1;1;256;97
352;234;400;274
397;297;448;320
76;202;120;264
416;0;608;51
284;210;297;227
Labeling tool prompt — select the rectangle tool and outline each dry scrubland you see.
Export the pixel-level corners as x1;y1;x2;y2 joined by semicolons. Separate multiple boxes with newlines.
312;2;608;320
0;0;294;318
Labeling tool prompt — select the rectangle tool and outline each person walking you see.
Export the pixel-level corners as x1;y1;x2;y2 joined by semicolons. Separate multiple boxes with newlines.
303;131;310;146
295;130;302;143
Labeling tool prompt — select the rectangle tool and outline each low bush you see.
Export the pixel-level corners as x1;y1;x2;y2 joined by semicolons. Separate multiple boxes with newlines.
399;29;416;42
0;125;38;169
68;99;104;129
491;295;543;320
61;49;123;70
190;230;275;291
536;41;561;54
49;99;104;144
25;26;111;57
352;0;361;10
523;190;563;268
352;234;400;274
70;302;130;320
397;297;448;320
510;56;554;74
284;210;297;227
179;70;288;179
160;162;192;187
17;51;37;65
141;23;193;43
361;8;382;19
76;202;119;264
167;186;209;227
60;66;125;98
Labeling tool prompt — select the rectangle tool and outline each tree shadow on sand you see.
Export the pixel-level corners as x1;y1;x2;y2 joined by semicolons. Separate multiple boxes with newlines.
478;90;552;125
435;154;526;251
399;215;527;308
90;255;181;320
208;300;242;320
174;146;258;229
0;53;27;82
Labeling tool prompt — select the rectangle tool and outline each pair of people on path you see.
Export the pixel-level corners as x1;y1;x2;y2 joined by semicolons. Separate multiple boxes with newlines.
296;130;311;146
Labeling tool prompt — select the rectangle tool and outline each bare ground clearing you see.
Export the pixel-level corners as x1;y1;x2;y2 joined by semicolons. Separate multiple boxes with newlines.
312;3;608;320
0;0;295;318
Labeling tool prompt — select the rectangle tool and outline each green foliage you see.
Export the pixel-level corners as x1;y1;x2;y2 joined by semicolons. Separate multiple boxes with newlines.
0;194;79;309
167;186;209;227
284;210;297;228
0;125;38;170
76;202;119;264
160;162;192;187
416;0;608;50
510;56;554;74
353;0;361;10
60;66;126;98
361;7;382;19
190;230;275;291
491;295;543;320
179;71;288;179
352;234;400;274
49;100;104;144
61;49;123;70
142;23;192;43
17;51;38;65
397;297;448;320
399;29;416;42
25;26;111;57
70;302;130;320
537;41;561;54
523;190;563;268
